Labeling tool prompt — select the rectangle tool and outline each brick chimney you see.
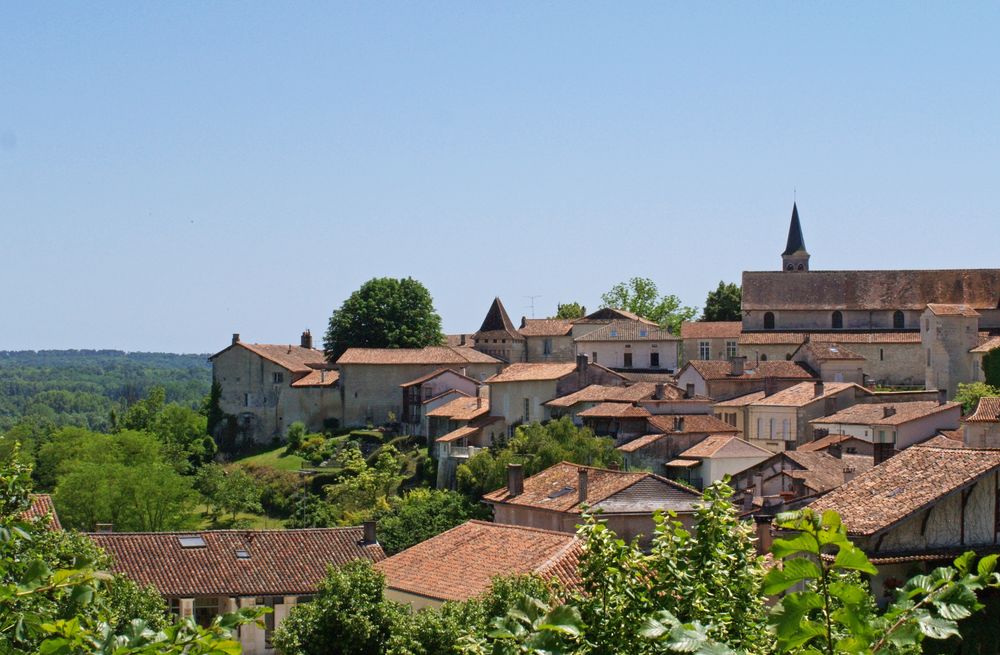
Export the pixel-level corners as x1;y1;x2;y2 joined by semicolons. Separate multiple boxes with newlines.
95;523;113;533
507;464;524;496
577;468;589;504
232;333;241;345
730;356;746;376
882;406;896;419
764;377;779;397
938;389;947;405
576;353;589;384
843;465;857;483
753;515;774;555
301;330;313;349
813;381;825;398
673;416;685;432
654;383;665;400
361;521;377;545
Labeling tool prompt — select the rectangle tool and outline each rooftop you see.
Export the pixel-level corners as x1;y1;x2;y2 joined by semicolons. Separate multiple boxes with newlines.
577;402;652;419
289;368;340;387
682;359;814;381
545;383;657;408
811;401;960;427
748;381;860;407
679;435;772;459
376;520;581;602
739;330;921;346
966;397;1000;423
486;362;579;383
645;414;743;435
679;321;743;340
89;528;385;597
337;346;500;366
211;341;327;373
926;303;981;317
794;341;865;361
425;395;490;421
574;320;678;342
518;318;575;337
23;494;62;530
810;446;1000;537
782;450;874;494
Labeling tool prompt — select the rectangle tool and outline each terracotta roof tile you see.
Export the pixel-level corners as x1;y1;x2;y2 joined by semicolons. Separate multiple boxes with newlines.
749;381;860;407
519;319;575;337
486;362;579;383
680;322;743;339
972;336;1000;354
926;303;980;317
798;433;872;452
714;391;767;407
921;433;966;449
967;397;1000;423
781;451;872;493
545;383;658;408
679;435;772;459
90;528;385;597
574;320;679;342
211;342;326;373
683;359;814;381
618;372;679;383
425;395;489;420
23;494;62;530
290;369;339;387
794;342;865;361
399;367;481;388
577;402;652;419
739;331;921;346
337;346;500;366
810;446;1000;536
580;308;658;325
811;401;960;427
376;520;581;601
645;414;742;435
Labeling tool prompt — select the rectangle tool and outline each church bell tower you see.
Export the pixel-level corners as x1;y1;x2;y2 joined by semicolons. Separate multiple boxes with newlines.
782;202;810;271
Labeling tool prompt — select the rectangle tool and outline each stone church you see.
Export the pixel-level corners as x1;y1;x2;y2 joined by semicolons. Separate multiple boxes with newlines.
739;204;1000;396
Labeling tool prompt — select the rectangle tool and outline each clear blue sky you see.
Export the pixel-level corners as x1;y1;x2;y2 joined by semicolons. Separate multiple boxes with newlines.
2;2;998;353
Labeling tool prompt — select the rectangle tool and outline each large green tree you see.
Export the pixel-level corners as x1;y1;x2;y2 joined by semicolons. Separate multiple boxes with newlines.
374;488;489;555
600;277;697;334
554;302;585;319
324;277;444;362
701;281;742;322
983;348;1000;387
955;382;1000;414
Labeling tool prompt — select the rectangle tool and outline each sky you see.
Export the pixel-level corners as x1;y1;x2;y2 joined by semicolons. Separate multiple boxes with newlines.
2;2;999;354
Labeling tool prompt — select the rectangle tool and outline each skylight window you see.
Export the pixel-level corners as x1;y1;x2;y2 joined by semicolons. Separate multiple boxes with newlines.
547;486;575;499
178;536;206;548
235;548;250;559
829;347;839;353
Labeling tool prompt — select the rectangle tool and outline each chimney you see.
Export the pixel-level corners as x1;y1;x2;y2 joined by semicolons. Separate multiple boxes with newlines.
507;464;524;496
95;523;113;533
753;474;764;497
730;356;746;376
813;381;825;398
460;334;467;346
753;515;774;555
882;406;896;419
828;442;842;459
741;491;753;512
320;370;326;383
477;396;483;409
938;389;947;405
673;416;685;432
873;442;894;466
576;353;589;374
763;376;779;397
654;383;665;400
300;330;313;349
361;521;377;545
685;383;695;399
232;333;241;345
577;468;589;504
843;465;857;483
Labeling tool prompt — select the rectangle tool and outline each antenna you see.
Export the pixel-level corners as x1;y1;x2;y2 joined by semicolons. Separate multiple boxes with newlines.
793;187;797;203
524;295;542;318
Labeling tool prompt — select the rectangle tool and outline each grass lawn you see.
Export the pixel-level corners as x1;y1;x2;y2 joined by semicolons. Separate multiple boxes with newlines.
235;445;307;472
191;505;284;530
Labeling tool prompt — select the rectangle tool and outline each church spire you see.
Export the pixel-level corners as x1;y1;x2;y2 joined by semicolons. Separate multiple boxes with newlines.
781;202;810;271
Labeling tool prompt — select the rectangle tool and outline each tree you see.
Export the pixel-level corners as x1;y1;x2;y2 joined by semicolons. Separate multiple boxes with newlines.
600;277;697;334
554;303;585;319
196;463;264;524
324;277;444;362
374;488;489;555
983;348;1000;387
955;382;1000;413
701;281;742;322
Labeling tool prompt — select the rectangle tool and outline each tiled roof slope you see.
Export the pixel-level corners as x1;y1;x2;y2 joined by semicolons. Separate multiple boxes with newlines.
574;320;678;342
425;395;489;420
487;362;582;383
211;342;326;373
742;269;1000;312
810;446;1000;536
590;476;701;514
519;319;574;337
290;369;339;387
967;398;1000;423
23;494;62;530
795;342;865;361
680;435;772;459
750;382;859;407
400;367;480;388
740;331;920;346
714;391;767;407
680;321;743;339
546;383;658;408
579;307;658;326
645;414;742;435
797;433;871;452
376;521;581;601
337;346;500;365
476;298;523;341
926;304;980;317
577;402;652;419
684;359;813;381
972;336;1000;353
811;401;960;427
781;451;873;494
90;528;385;597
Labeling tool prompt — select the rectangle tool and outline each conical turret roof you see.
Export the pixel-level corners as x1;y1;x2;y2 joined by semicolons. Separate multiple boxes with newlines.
783;202;808;256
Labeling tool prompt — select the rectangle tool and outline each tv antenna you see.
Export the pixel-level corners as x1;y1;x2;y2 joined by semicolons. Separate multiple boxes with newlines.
524;295;542;318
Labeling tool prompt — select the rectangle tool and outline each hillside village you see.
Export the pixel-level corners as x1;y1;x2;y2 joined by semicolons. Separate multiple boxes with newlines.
13;205;1000;654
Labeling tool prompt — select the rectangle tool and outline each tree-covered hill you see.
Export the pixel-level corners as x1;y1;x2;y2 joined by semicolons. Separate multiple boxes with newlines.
0;350;211;433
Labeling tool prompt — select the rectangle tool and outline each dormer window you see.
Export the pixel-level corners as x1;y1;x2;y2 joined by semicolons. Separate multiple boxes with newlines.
832;311;843;329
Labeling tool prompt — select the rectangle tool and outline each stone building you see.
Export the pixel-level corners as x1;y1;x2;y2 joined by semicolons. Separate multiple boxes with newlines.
399;367;482;437
963;396;1000;448
674;357;814;401
209;332;339;443
617;414;741;474
473;297;526;363
519;317;576;362
679;321;742;366
90;527;385;655
573;319;680;372
484;462;701;544
809;400;961;451
744;381;868;452
790;341;865;384
666;435;772;490
731;449;873;511
922;304;982;399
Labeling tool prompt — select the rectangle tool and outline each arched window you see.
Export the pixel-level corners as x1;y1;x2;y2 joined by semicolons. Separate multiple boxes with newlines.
797;263;805;271
786;264;794;271
764;312;775;330
760;354;768;361
832;311;843;329
893;310;905;329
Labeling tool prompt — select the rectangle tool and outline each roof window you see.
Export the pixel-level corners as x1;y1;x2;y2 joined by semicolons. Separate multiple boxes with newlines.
547;486;575;499
178;536;206;548
235;548;250;559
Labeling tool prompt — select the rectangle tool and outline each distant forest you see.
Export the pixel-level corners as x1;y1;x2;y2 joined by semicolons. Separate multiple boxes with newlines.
0;350;212;433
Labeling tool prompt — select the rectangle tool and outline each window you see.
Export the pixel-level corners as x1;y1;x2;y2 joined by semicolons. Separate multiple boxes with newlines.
832;311;843;329
879;348;884;361
272;372;284;384
639;329;648;337
650;352;660;368
726;341;738;358
523;398;530;422
769;418;774;438
760;354;768;361
610;329;618;337
699;341;710;359
927;349;931;366
178;535;207;548
592;352;598;364
623;352;633;368
756;418;762;438
893;310;905;329
782;418;790;439
764;312;775;330
244;393;250;407
543;338;552;355
194;597;219;628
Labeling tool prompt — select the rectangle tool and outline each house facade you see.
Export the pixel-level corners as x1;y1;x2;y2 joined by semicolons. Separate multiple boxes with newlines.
744;381;867;452
809;400;961;451
679;321;742;366
674;358;815;401
573;320;680;372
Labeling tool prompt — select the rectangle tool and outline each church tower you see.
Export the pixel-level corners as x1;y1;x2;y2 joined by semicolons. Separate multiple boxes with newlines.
782;202;810;271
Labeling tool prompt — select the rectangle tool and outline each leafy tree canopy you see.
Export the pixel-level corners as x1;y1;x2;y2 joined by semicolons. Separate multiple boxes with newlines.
701;281;742;322
324;277;444;362
983;347;1000;387
554;303;585;319
374;488;489;555
600;277;697;334
955;382;1000;414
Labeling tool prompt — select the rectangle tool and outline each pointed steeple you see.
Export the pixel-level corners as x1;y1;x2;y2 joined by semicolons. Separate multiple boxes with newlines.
781;203;810;271
477;297;518;335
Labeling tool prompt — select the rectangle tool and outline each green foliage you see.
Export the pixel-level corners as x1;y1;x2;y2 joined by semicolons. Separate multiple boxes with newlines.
701;281;742;322
954;382;1000;413
323;277;444;362
113;386;217;472
286;421;307;454
325;445;405;523
554;303;585;319
456;418;621;499
196;464;264;523
982;348;1000;388
374;488;489;555
600;277;698;334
